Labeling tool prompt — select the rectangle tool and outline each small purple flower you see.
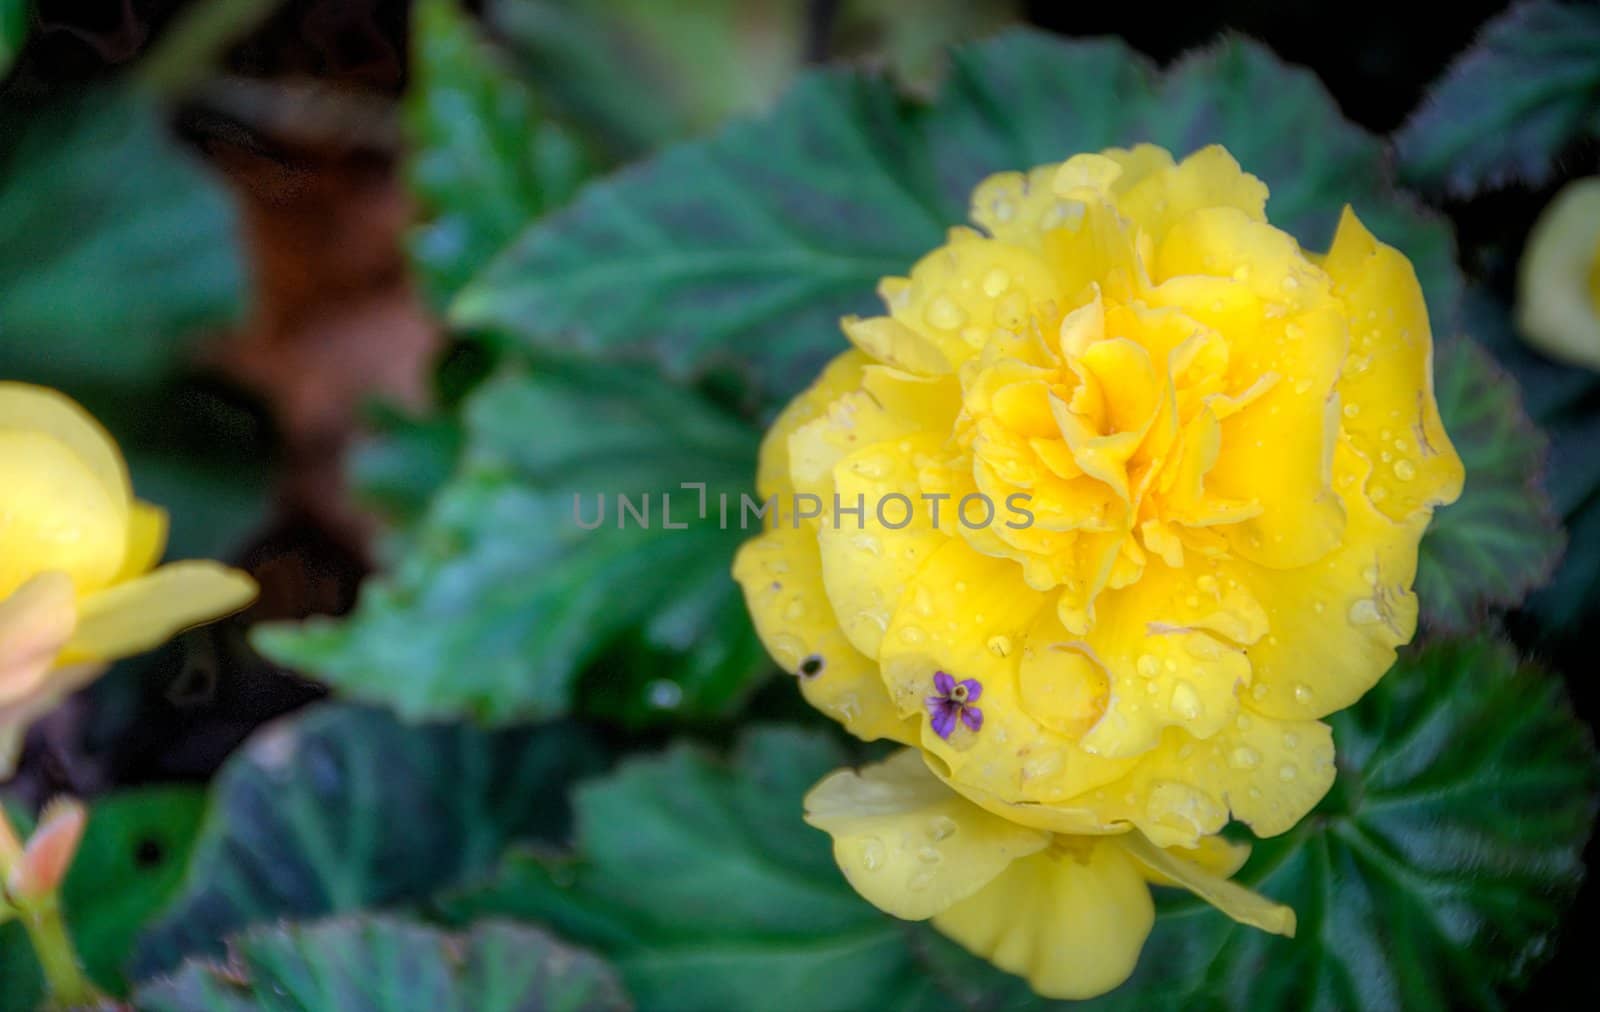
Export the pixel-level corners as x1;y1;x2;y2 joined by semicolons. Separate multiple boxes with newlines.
926;670;983;739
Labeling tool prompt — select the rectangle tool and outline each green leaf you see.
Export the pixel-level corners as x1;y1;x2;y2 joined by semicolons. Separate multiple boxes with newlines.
0;788;206;1008
405;0;591;307
1396;0;1600;196
254;366;769;725
0;90;245;387
0;0;25;78
488;0;808;160
1414;337;1563;632
452;29;1461;409
437;727;973;1011
348;405;465;537
1078;636;1599;1011
134;915;630;1012
127;703;606;980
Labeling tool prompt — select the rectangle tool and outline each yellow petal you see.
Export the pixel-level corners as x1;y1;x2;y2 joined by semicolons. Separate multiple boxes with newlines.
755;351;868;501
0;382;130;508
0;572;78;707
816;432;951;658
1234;440;1425;721
116;501;170;583
1121;831;1295;936
0;431;127;599
62;561;256;663
1517;178;1600;370
933;837;1154;1000
732;527;914;744
803;750;1049;919
1323;207;1464;520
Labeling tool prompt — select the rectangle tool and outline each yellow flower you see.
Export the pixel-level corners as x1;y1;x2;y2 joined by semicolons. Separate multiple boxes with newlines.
1517;176;1600;371
0;383;257;774
733;144;1463;997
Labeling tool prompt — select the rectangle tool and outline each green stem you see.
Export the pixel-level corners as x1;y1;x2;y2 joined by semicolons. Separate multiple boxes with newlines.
19;895;104;1009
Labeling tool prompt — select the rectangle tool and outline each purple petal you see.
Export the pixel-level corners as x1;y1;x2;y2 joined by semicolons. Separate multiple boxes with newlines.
930;705;957;740
961;706;984;732
959;678;983;702
933;671;955;695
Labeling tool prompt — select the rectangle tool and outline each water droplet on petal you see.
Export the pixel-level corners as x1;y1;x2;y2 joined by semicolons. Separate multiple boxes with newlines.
927;296;966;331
861;837;886;871
1136;654;1161;678
986;635;1013;657
982;268;1011;297
927;815;958;841
1393;460;1416;481
1348;598;1383;625
1278;763;1299;782
917;845;943;865
1171;681;1202;719
1229;746;1261;769
1293;682;1315;704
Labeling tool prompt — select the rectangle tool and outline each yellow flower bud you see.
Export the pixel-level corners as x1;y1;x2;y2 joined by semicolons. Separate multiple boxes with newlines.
0;383;258;775
734;144;1463;997
1517;177;1600;371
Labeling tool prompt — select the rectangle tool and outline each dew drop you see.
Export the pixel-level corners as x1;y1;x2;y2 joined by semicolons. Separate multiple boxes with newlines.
908;870;935;891
917;845;944;865
983;268;1012;298
1348;598;1382;625
1251;683;1270;701
647;679;683;709
1282;731;1301;748
1171;681;1202;719
1293;682;1315;704
1281;275;1300;291
861;837;886;871
1277;763;1299;782
900;625;926;644
1196;574;1219;594
927;815;958;841
1393;459;1416;481
784;600;807;621
1229;746;1261;769
986;635;1013;657
1136;654;1161;678
927;296;966;331
1343;402;1361;419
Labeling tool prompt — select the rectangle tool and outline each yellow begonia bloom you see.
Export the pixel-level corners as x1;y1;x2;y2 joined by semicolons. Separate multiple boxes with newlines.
0;383;258;774
1517;177;1600;372
734;145;1463;997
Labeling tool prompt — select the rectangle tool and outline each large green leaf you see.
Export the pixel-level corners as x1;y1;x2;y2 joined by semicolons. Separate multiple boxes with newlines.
1415;337;1564;632
436;728;969;1011
442;638;1597;1010
0;788;206;1008
127;703;606;980
1396;0;1600;196
488;0;809;160
254;366;769;725
452;29;1461;409
134;915;630;1012
405;0;591;308
0;90;245;387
